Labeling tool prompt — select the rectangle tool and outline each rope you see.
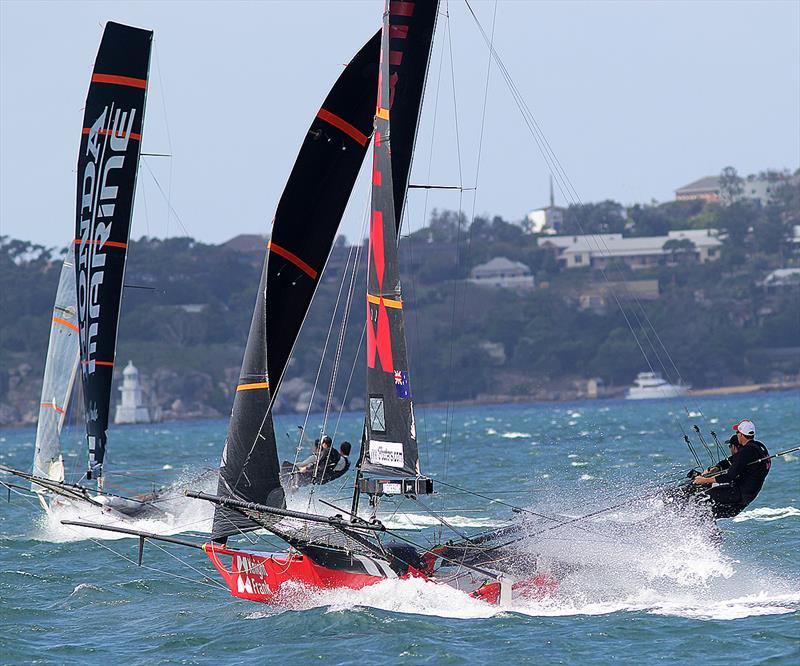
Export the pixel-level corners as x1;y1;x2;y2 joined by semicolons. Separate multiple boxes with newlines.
462;0;715;452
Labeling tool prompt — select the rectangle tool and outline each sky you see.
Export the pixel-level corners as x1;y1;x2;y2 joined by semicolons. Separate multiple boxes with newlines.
1;0;798;249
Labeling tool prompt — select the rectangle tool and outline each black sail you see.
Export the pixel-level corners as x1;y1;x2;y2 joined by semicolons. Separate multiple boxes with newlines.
387;0;439;228
266;30;380;388
361;1;434;480
211;33;381;540
74;22;152;479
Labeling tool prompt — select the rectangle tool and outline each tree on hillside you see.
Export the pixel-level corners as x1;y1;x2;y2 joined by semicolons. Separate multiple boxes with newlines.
628;204;670;237
663;238;697;265
562;200;625;235
719;166;744;204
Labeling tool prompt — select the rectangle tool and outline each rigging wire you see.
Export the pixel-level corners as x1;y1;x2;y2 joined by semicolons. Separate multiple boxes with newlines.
462;0;714;450
407;0;452;474
440;1;468;496
152;39;175;238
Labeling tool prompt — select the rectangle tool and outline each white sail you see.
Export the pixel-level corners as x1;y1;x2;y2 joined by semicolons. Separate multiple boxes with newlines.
32;256;80;488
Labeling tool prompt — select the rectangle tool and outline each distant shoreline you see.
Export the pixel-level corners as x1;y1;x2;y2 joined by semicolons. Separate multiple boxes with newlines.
687;381;800;397
1;383;797;430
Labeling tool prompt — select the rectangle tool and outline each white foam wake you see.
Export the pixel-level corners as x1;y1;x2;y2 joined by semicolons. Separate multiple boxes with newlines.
250;488;800;622
380;513;504;529
34;468;216;542
732;506;800;522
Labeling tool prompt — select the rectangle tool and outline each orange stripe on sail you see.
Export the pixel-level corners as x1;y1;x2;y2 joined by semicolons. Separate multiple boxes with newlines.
52;316;79;333
236;382;269;392
367;293;403;309
91;73;147;89
82;127;142;141
41;402;66;414
317;108;369;146
81;360;114;367
73;239;128;249
268;241;318;279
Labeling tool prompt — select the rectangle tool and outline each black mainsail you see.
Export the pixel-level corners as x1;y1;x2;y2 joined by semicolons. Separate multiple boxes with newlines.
211;33;381;540
74;22;152;482
359;0;437;493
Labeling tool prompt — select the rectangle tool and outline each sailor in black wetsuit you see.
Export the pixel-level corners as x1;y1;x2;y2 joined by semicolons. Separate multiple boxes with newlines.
313;435;341;484
327;441;351;482
691;419;770;518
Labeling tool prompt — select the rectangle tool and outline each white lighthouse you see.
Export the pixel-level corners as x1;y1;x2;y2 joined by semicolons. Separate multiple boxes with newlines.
114;361;151;424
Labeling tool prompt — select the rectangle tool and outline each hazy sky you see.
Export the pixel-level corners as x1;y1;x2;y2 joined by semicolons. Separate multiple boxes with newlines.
1;1;798;249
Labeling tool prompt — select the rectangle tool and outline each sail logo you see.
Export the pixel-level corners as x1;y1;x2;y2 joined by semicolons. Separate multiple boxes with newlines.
369;440;405;468
76;104;136;375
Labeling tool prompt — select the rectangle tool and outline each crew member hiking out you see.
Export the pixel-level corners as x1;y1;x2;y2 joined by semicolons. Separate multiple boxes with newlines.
326;441;351;482
313;435;340;485
691;419;770;518
281;438;321;487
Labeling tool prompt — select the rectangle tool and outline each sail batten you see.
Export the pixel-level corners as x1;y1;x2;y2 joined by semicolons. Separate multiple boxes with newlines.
73;22;152;480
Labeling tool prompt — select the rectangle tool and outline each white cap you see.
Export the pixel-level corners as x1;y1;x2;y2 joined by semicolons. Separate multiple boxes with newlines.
733;420;756;437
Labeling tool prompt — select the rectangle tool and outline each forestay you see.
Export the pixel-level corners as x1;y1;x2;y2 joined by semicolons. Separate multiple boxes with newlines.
73;22;152;481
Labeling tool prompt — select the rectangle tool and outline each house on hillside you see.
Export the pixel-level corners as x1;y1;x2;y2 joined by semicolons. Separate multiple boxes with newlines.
675;176;721;203
469;257;535;289
760;268;800;292
539;229;722;270
676;171;797;207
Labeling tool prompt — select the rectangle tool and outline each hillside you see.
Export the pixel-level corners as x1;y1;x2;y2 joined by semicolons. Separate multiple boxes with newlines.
1;173;798;426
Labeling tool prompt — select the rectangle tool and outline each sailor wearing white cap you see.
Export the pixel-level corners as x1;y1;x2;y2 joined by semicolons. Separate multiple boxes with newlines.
690;419;771;518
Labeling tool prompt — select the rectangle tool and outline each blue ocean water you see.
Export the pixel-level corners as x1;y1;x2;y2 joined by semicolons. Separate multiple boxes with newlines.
1;391;798;665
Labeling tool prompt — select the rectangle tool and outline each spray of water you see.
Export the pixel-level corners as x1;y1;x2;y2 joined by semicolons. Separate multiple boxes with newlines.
252;482;799;621
34;466;217;542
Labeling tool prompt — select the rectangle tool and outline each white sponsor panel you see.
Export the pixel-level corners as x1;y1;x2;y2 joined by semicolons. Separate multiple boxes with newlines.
383;482;402;495
369;440;405;468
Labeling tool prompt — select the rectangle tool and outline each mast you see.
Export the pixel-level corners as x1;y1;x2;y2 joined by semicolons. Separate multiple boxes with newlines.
386;0;439;229
357;0;438;501
32;257;81;489
211;32;382;542
74;22;152;484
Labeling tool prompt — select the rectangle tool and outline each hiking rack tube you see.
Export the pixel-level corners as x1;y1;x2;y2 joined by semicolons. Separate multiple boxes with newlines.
185;490;386;532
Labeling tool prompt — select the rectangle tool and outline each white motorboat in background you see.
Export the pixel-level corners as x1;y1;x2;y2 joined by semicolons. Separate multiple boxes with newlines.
626;372;689;400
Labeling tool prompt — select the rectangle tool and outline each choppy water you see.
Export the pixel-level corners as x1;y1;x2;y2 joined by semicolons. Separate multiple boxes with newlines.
1;391;798;664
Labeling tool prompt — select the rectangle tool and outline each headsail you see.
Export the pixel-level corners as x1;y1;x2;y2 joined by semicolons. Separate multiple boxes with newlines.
32;257;81;487
73;22;152;480
211;33;381;541
359;0;436;492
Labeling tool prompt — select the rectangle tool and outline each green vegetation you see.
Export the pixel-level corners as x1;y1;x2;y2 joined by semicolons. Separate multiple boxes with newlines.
1;171;798;421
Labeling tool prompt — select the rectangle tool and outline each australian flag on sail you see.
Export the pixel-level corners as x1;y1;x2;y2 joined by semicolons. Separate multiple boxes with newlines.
394;370;411;399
